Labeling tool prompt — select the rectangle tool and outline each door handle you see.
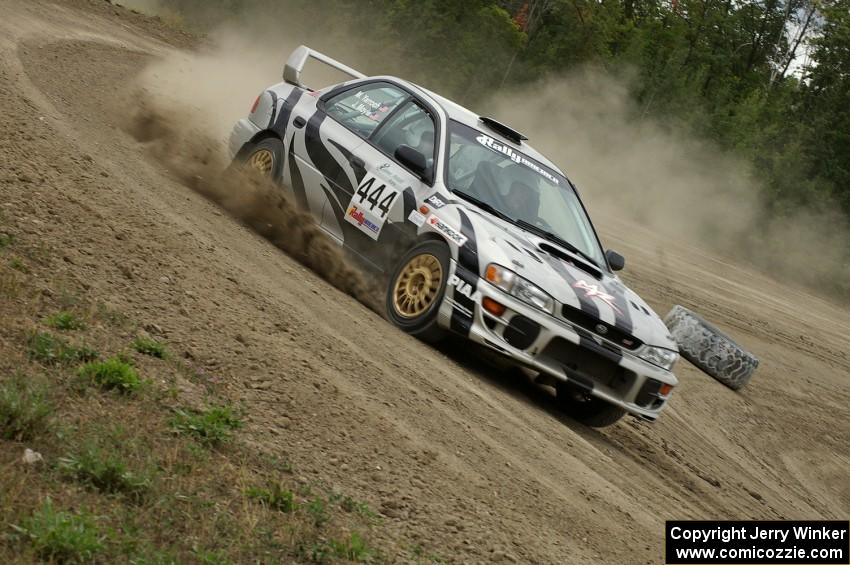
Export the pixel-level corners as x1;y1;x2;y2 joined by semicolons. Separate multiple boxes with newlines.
293;116;306;129
349;155;365;169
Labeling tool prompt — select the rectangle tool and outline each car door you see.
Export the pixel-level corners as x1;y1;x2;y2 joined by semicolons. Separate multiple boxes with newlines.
336;98;439;270
288;81;407;244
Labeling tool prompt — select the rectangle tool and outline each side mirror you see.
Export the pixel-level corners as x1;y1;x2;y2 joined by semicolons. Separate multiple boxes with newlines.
606;249;625;271
395;145;427;178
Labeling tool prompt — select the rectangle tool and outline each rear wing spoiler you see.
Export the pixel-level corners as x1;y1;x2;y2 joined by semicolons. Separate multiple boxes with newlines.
283;45;366;88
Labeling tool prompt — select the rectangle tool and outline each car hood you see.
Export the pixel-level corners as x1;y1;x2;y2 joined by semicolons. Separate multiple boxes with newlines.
463;208;677;351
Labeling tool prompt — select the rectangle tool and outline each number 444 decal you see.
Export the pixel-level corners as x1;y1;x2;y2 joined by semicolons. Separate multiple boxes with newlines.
344;175;399;240
355;177;398;218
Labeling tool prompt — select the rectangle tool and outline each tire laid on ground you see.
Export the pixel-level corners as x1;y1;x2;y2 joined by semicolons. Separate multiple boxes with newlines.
555;382;626;427
240;137;284;180
386;240;450;343
664;305;759;390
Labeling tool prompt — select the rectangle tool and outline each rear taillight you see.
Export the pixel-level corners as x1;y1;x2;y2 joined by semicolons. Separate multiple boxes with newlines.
250;95;261;114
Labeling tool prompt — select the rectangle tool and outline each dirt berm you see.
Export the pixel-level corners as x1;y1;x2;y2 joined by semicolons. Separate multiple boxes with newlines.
0;1;848;563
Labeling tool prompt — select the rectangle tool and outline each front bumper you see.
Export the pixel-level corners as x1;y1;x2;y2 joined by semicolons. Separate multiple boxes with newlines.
438;262;678;421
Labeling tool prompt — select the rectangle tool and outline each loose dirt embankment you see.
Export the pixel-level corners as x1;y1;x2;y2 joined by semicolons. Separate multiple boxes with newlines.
0;1;847;563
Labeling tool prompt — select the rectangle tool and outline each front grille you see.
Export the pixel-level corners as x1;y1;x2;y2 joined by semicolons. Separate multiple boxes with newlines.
540;337;636;395
561;304;643;350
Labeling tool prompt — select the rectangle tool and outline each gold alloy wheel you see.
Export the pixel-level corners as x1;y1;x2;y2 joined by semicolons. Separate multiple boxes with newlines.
392;253;443;319
247;148;274;175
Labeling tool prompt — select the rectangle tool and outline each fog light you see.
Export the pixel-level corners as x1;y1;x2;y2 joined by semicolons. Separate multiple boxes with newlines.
482;297;506;316
659;383;674;396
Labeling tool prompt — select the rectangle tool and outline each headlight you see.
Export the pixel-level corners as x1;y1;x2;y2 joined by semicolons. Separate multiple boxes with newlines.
638;345;679;371
485;263;554;314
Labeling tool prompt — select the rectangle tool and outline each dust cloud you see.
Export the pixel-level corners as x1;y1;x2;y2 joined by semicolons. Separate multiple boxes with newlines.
128;2;849;301
123;99;380;309
485;71;850;298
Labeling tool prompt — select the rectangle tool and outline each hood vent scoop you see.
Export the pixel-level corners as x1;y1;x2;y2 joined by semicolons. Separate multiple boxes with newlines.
537;242;602;279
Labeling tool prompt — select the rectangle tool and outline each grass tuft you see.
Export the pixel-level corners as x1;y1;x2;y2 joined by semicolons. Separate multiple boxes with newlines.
14;499;103;563
333;494;377;519
0;374;51;441
0;233;13;249
27;332;98;365
58;445;152;500
10;257;29;273
306;497;329;528
78;358;142;393
170;406;241;446
245;484;297;513
132;336;167;359
46;311;85;331
327;532;374;562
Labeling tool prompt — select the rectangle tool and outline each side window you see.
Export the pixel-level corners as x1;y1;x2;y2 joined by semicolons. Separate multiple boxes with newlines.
371;101;436;171
324;83;407;139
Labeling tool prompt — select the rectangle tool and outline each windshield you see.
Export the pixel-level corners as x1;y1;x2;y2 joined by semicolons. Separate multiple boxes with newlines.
444;120;606;267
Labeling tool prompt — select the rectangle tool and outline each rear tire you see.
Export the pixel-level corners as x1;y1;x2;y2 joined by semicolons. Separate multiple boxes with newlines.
236;137;284;180
664;305;758;390
556;383;626;427
386;241;450;343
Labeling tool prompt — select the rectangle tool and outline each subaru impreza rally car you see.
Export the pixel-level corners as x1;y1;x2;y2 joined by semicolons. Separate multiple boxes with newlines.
229;46;679;426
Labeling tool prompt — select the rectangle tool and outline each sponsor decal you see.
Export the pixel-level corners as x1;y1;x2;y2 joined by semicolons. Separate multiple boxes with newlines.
448;274;481;302
345;205;382;240
475;134;560;185
573;280;622;315
407;209;426;227
427;215;468;247
425;194;447;209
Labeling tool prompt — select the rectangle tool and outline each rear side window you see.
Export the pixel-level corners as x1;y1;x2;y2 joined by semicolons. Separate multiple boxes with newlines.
324;82;407;139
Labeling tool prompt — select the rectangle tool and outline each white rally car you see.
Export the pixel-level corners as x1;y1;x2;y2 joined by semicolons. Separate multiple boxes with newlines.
229;46;679;426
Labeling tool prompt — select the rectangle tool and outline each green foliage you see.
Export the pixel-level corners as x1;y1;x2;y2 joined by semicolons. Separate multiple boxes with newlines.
28;332;98;365
47;311;85;331
326;532;374;562
169;406;241;446
245;484;297;513
9;257;28;273
0;374;51;441
0;232;13;249
58;445;152;500
306;497;329;528
132;336;167;359
15;499;103;563
78;358;142;393
330;493;376;519
194;550;229;565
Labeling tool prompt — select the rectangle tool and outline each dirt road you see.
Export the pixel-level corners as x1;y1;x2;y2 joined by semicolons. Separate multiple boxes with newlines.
1;1;847;563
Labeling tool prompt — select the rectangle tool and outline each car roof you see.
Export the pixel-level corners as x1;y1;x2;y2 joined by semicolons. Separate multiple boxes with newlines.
368;76;565;177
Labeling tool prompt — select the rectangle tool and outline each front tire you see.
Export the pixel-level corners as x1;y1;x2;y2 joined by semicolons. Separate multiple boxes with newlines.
556;383;626;427
386;241;450;343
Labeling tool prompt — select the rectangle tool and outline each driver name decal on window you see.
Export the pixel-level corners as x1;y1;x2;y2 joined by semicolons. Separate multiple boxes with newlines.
353;90;391;122
475;134;560;185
